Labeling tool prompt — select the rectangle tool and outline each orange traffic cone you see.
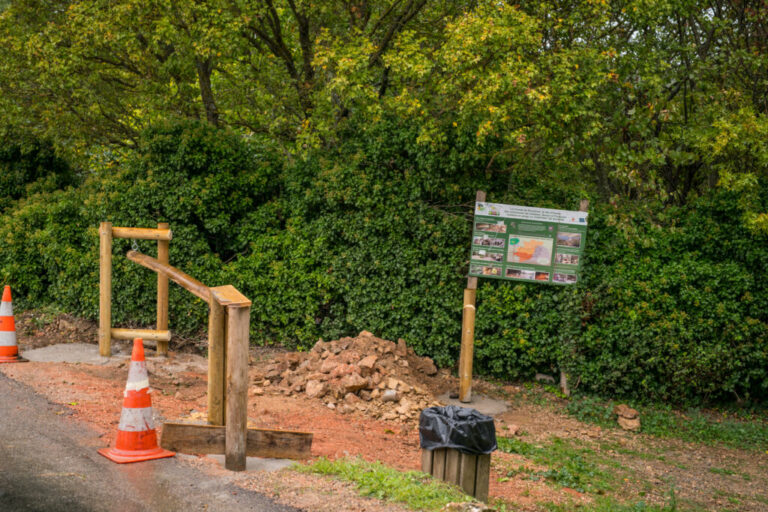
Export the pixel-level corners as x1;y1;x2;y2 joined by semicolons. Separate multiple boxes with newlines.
98;338;175;463
0;286;27;363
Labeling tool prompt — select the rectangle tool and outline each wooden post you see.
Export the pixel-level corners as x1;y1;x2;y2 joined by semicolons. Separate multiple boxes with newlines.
156;222;170;356
458;190;485;403
207;300;226;426
559;198;589;397
225;304;250;471
99;222;112;357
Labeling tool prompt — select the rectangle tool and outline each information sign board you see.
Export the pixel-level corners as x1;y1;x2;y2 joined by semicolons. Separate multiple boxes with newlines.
468;202;588;285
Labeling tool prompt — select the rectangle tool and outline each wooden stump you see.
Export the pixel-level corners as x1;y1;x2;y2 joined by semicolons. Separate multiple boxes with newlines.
421;448;490;502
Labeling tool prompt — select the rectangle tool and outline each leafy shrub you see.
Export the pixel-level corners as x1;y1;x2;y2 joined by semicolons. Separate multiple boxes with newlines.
0;130;79;208
1;118;768;403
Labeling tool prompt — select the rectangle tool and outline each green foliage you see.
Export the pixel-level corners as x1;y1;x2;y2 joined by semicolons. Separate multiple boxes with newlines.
566;395;768;451
497;436;615;494
2;116;768;403
298;457;470;511
0;130;79;208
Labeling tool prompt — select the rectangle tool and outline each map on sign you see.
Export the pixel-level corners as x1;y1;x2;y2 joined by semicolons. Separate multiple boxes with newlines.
508;236;553;265
468;202;588;285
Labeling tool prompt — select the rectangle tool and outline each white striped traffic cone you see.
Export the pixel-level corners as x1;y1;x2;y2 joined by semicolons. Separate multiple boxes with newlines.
0;286;27;363
98;338;174;463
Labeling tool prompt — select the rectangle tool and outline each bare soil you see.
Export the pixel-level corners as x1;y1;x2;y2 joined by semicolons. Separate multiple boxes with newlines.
3;314;767;511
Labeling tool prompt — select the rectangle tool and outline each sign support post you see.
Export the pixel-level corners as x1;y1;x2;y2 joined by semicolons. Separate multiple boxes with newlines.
558;198;589;397
459;190;485;403
458;194;589;403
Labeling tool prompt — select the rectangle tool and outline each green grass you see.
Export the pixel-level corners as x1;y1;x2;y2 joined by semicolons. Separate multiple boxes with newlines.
296;457;471;511
496;436;618;494
542;494;679;511
565;395;768;451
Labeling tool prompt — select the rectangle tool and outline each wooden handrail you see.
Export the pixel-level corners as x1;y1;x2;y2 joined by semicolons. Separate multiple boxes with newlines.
113;227;172;241
126;250;211;303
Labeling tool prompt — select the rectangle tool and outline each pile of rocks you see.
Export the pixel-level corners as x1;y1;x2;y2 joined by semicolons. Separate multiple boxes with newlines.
253;331;448;422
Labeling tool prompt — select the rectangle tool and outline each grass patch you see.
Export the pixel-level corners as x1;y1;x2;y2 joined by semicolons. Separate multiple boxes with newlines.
566;395;768;451
297;457;470;511
542;491;680;511
496;436;617;494
708;467;736;476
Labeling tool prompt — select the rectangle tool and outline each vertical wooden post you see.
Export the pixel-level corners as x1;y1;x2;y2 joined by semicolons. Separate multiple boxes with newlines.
559;198;589;397
458;190;485;403
225;304;250;471
156;222;170;356
207;300;226;426
99;222;113;357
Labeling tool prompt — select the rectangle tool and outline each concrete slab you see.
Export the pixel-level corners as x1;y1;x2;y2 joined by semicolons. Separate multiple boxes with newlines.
437;392;508;416
21;343;127;365
205;454;295;473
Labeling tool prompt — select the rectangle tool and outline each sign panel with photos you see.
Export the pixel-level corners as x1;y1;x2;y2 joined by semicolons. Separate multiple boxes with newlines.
469;202;588;285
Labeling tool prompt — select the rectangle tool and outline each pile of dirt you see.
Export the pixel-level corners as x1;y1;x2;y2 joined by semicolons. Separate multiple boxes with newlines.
16;312;98;350
253;331;456;422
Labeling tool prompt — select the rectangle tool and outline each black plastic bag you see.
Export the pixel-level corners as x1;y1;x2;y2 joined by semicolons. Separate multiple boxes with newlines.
419;405;497;455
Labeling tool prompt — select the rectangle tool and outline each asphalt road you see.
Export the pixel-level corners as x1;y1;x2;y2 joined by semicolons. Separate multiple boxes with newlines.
0;371;301;512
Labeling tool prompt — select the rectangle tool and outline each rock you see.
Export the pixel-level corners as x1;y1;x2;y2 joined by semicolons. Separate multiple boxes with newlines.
358;330;374;338
614;404;639;419
312;339;326;353
395;399;412;415
535;373;556;384
319;357;340;374
341;350;362;365
506;424;520;436
284;352;302;368
358;355;378;370
265;365;283;380
381;412;398;421
249;386;264;397
618;415;641;431
326;402;336;410
387;377;400;390
344;392;361;404
59;319;76;331
381;389;400;403
359;390;372;401
371;389;380;399
419;357;438;375
329;363;358;379
305;380;328;399
340;373;368;393
396;338;408;357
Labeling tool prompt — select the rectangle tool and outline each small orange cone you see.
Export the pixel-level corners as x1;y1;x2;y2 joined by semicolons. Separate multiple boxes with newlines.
0;286;27;363
98;338;175;463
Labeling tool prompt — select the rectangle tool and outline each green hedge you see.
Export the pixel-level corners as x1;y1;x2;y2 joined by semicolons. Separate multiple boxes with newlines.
1;120;767;403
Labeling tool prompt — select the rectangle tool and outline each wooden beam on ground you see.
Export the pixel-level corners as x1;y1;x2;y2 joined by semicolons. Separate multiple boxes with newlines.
160;423;313;459
112;226;172;241
126;250;211;303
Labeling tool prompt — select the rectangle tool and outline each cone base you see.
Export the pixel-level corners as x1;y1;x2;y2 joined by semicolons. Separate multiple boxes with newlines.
98;446;175;464
0;355;28;363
